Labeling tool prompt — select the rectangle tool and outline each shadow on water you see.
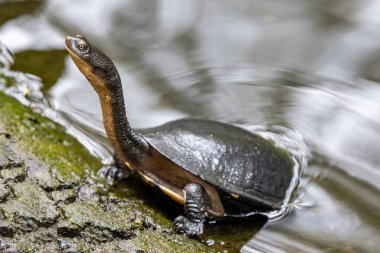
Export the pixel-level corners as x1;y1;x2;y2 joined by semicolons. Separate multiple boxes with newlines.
1;0;380;252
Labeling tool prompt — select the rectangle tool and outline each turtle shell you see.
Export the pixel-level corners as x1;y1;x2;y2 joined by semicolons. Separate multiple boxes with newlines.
139;118;294;214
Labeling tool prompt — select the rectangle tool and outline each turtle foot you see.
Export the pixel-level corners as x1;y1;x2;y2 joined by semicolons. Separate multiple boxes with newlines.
98;165;130;185
173;215;204;237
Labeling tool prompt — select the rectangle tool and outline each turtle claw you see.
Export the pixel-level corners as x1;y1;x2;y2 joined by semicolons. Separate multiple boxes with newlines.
98;165;130;184
173;215;204;237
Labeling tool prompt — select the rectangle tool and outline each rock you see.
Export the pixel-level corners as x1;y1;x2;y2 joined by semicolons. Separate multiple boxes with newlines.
0;138;23;170
27;164;65;190
0;220;15;237
1;181;61;230
0;239;19;253
77;185;99;202
0;167;25;183
90;240;142;253
0;184;10;202
57;221;81;237
51;189;76;204
0;91;213;253
142;216;157;230
58;239;78;253
62;201;134;242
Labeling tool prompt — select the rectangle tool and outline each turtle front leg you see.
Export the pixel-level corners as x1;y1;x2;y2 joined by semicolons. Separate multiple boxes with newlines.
173;183;206;237
98;154;131;184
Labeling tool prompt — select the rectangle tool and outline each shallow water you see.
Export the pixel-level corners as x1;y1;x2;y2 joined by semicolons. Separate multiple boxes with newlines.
1;0;380;252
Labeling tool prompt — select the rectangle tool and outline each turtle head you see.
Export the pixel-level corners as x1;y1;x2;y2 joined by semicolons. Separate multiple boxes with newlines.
65;35;120;93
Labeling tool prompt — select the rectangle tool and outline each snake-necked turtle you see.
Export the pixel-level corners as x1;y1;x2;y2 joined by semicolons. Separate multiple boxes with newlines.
65;35;295;236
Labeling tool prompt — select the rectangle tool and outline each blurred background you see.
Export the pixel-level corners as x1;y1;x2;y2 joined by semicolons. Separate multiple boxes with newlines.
0;0;379;252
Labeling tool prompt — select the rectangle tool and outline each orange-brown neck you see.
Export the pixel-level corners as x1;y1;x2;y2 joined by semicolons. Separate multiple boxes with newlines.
66;42;149;167
86;67;148;167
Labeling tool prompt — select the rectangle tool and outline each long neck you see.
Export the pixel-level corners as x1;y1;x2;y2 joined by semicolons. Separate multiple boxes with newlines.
95;73;148;167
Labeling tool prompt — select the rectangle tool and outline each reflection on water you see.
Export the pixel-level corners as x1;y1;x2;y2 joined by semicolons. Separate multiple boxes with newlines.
1;0;380;252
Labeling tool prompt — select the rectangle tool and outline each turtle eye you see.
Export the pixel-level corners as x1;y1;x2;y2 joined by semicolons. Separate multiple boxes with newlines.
76;42;88;52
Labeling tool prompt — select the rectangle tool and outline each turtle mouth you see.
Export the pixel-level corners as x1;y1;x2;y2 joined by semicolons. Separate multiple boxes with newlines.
65;35;74;53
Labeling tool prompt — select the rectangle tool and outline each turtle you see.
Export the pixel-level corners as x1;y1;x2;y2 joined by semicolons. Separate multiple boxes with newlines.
65;35;295;237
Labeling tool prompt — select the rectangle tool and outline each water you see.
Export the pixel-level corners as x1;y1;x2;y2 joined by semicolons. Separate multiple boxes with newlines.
1;0;380;252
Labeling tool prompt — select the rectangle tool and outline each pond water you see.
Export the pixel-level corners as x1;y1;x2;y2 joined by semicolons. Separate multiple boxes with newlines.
1;0;380;252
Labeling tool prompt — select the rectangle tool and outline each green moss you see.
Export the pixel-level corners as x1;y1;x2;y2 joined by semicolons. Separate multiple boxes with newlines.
0;91;102;181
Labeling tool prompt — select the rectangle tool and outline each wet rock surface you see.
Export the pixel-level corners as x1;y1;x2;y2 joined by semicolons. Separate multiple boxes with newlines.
0;93;211;253
0;132;210;253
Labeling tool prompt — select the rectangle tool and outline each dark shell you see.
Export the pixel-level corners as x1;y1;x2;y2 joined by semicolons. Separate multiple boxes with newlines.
139;118;294;212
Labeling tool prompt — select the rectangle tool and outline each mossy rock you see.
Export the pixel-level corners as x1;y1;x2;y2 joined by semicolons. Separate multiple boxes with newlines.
0;91;213;253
